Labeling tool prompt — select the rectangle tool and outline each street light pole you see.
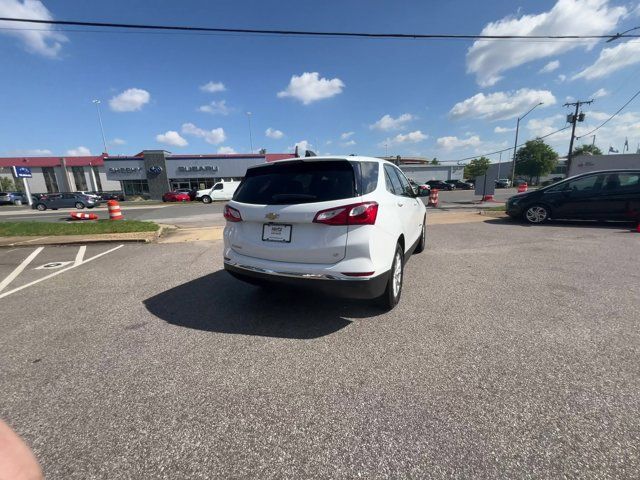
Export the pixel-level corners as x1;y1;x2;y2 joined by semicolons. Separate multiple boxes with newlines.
92;100;108;154
246;112;253;154
511;102;543;183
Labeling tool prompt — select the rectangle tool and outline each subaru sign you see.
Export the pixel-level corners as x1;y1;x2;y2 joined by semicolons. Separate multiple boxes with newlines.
12;166;32;178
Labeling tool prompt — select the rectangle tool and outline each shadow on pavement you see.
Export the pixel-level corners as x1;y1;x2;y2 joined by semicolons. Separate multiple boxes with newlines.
143;270;383;339
484;216;636;230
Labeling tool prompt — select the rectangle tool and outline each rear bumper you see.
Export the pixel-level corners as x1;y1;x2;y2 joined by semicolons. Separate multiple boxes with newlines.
224;262;389;299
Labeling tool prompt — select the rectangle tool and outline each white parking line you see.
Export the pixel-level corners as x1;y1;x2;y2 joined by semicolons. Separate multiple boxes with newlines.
74;245;86;266
0;247;44;293
0;244;124;300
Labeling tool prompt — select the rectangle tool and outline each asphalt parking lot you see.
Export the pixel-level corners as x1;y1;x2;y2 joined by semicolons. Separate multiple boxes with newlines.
1;217;639;478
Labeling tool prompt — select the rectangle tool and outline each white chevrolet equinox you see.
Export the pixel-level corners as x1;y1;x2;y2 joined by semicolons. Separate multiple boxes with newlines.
223;156;427;309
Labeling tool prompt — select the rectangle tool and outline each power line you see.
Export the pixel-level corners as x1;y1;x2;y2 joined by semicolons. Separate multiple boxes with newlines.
1;17;640;41
446;126;570;164
576;87;640;139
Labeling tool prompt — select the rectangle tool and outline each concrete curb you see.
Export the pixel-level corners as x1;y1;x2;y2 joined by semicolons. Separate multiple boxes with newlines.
0;227;163;248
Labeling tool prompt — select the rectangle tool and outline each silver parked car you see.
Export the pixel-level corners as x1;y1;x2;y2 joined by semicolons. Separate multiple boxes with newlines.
32;193;100;211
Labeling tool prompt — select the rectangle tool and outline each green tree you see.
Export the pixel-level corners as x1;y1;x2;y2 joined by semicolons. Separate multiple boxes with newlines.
464;156;491;179
573;144;602;156
515;139;558;183
430;158;440;165
0;176;16;191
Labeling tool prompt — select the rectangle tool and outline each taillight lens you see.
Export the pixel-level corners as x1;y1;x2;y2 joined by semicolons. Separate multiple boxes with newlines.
224;205;242;222
313;202;378;226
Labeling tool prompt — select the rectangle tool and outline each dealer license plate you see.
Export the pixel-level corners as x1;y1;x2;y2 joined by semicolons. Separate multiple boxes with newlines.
262;223;292;243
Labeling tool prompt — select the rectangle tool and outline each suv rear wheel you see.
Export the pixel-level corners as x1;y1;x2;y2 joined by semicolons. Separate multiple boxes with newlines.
378;243;404;310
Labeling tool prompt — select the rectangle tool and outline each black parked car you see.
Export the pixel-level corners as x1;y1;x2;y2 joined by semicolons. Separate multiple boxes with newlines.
96;191;126;201
445;179;474;190
425;180;455;191
506;169;640;224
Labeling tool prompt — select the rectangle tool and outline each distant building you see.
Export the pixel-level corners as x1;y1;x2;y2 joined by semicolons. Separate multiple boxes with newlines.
0;154;119;193
569;153;640;176
377;156;465;182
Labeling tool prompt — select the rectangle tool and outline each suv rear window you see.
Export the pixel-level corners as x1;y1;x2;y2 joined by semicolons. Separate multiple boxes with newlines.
234;160;360;205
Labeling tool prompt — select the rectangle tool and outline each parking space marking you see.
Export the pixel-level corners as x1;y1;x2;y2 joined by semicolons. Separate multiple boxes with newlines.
74;245;86;266
0;247;44;293
0;244;124;300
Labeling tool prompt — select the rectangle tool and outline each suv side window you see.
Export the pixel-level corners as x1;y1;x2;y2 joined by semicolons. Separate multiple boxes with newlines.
393;167;415;197
213;184;223;190
384;164;403;195
357;161;379;195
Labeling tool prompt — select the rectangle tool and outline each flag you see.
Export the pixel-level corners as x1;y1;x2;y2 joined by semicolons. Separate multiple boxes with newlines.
608;146;619;153
624;137;629;152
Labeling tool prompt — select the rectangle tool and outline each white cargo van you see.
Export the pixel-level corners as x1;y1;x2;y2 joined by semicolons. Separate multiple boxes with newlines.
196;180;240;203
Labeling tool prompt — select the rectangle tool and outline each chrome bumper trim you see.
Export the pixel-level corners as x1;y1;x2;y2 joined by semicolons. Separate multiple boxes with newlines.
224;261;371;281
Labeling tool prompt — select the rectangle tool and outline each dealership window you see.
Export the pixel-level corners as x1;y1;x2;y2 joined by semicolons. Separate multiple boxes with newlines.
92;166;103;191
71;166;88;191
122;180;149;195
42;167;59;193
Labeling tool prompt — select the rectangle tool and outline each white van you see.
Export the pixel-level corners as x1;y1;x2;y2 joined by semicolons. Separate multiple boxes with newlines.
196;180;241;203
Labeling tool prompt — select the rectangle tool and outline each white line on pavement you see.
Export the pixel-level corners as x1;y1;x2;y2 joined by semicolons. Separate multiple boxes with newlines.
0;247;44;293
0;244;124;300
74;245;86;266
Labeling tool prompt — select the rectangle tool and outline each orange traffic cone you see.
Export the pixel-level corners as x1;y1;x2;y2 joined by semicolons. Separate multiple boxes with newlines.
428;189;439;208
107;200;123;220
69;212;98;220
517;182;528;193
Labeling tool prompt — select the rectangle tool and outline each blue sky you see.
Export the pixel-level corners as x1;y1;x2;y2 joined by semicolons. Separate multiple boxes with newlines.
1;0;640;162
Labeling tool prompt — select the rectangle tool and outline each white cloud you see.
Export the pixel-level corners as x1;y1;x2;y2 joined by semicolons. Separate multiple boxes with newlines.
217;146;236;154
340;131;355;140
591;88;609;99
557;74;567;83
449;89;555;121
265;127;284;139
436;135;482;151
200;81;226;93
0;0;67;57
539;60;560;73
466;0;627;87
156;131;188;147
277;72;345;105
109;88;150;112
198;100;231;115
494;126;516;133
575;110;640;150
65;146;91;156
526;114;565;137
110;138;126;146
290;140;312;153
370;113;415;131
342;140;357;146
383;130;428;147
574;40;640;80
181;123;226;145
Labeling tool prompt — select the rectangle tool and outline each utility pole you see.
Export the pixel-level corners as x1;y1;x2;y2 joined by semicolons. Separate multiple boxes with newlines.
564;99;593;175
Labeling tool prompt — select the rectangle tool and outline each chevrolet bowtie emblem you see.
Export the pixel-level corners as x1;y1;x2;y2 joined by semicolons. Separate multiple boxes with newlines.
265;213;279;220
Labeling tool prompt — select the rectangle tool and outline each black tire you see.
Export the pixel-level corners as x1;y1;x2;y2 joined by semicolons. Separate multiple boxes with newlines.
523;204;550;224
377;243;404;310
75;202;85;209
202;195;212;204
414;217;427;254
35;203;46;211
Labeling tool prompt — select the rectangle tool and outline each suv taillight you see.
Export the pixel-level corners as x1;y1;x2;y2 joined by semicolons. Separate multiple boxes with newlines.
224;205;242;222
313;202;378;226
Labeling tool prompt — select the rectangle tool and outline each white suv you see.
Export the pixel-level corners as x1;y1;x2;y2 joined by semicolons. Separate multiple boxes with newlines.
223;156;426;309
